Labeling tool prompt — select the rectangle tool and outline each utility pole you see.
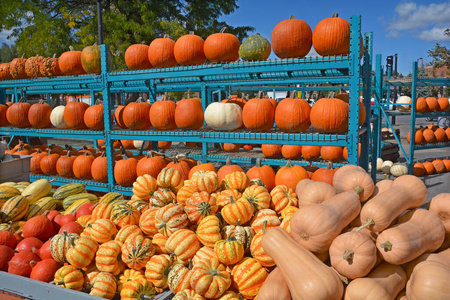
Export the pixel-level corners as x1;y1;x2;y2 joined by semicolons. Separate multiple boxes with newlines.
97;0;103;44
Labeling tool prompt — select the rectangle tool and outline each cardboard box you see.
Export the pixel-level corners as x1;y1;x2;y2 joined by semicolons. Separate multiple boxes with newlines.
0;154;32;183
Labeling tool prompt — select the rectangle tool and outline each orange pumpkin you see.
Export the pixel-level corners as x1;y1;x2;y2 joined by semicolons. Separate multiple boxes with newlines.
149;96;176;130
217;158;244;182
122;99;152;130
148;35;177;68
114;156;138;187
6;99;31;127
275;160;308;190
437;97;449;111
275;95;311;132
125;44;152;70
261;144;282;159
242;98;275;132
320;146;343;162
310;97;349;133
246;159;276;191
271;15;312;58
425;97;438;112
174;97;204;130
174;32;206;66
59;47;86;75
204;27;240;63
28;100;52;128
416;97;428;112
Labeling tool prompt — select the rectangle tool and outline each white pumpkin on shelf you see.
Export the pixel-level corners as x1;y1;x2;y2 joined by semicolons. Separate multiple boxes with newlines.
381;160;394;174
376;158;383;172
396;96;412;112
390;163;408;177
133;140;150;150
50;105;69;129
204;102;243;131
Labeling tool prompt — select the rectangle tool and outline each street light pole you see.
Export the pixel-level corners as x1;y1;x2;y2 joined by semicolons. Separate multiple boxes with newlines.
97;0;104;44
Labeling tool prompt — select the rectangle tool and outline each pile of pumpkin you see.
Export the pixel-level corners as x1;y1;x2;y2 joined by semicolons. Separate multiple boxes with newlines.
413;158;450;177
396;95;449;113
1;160;450;299
0;12;362;82
407;124;450;145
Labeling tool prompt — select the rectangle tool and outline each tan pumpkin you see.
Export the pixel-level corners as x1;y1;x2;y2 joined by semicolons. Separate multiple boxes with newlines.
257;267;291;300
406;260;450;300
428;193;450;233
333;168;374;202
296;179;337;207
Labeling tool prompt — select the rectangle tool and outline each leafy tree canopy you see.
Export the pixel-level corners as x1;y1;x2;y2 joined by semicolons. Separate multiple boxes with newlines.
427;29;450;70
0;43;19;62
0;0;253;70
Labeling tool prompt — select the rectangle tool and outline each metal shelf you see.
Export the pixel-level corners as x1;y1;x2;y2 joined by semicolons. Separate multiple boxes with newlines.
384;77;450;87
380;110;450;117
0;127;104;139
29;174;109;193
414;142;450;150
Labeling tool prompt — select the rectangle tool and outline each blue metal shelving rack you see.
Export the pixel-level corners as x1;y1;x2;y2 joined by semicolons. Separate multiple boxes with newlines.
373;55;450;174
0;15;373;195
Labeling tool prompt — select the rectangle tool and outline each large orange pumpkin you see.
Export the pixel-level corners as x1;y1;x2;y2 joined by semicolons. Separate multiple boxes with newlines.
28;100;52;128
114;156;138;186
310;97;349;133
275;160;309;190
59;47;86;75
247;158;276;191
275;95;311;132
174;97;204;130
122;99;152;130
84;101;104;130
114;105;128;129
204;27;240;63
281;145;302;160
6;99;31;128
0;104;9;126
64;99;89;129
149;96;176;130
271;15;312;58
174;32;206;66
148;35;177;68
73;152;95;180
125;44;152;70
242;98;275;132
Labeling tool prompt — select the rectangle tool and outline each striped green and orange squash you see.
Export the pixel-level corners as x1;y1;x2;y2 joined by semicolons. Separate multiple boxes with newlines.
217;291;240;299
155;203;188;237
152;233;170;255
0;186;21;204
111;203;141;228
89;271;117;300
224;171;250;192
50;231;80;263
190;170;220;194
139;207;159;237
117;269;146;293
222;221;255;253
132;174;158;201
250;221;276;267
270;184;298;213
95;240;124;274
165;229;201;262
216;189;241;208
25;196;56;220
192;246;214;266
190;257;231;298
52;183;85;201
250;208;280;233
280;214;293;234
115;224;142;244
150;188;176;207
196;215;223;248
157;167;184;193
64;198;91;215
1;195;29;222
120;278;156;300
90;202;114;221
54;265;85;291
128;198;148;213
241;184;271;210
214;238;245;265
168;263;192;294
173;289;205;300
99;192;125;204
87;218;117;244
231;257;268;298
185;191;218;223
144;254;173;289
121;234;155;270
66;235;98;268
221;198;254;225
63;193;98;210
176;185;197;205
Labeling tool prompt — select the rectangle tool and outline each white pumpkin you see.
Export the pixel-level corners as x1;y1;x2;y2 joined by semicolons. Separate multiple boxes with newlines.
376;158;383;172
381;160;393;174
50;105;69;129
133;140;150;150
390;163;408;177
396;96;412;112
204;102;243;131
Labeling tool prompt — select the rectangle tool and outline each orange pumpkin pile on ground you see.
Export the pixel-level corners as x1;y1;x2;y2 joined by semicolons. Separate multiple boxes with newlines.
1;162;449;299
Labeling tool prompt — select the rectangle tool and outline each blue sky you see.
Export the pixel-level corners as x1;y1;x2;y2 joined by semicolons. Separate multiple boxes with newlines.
1;0;449;75
220;0;450;75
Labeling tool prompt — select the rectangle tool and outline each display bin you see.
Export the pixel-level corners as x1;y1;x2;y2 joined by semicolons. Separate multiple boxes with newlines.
0;272;174;300
0;154;32;183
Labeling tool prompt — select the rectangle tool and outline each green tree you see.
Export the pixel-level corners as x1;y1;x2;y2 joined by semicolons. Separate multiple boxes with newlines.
0;43;19;62
0;0;253;70
416;61;430;97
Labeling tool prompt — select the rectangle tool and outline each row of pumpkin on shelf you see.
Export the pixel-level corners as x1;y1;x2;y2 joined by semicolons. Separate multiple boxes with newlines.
0;90;366;134
407;124;450;145
0;12;362;80
396;95;449;113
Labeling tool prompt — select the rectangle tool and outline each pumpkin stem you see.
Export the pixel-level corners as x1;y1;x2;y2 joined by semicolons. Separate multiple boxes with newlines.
356;218;374;232
383;173;389;180
255;158;262;168
140;295;154;300
285;160;293;168
380;241;392;251
189;31;195;35
354;185;364;195
163;34;169;38
289;15;295;19
257;90;263;99
210;270;220;276
332;12;339;18
239;294;242;300
220;27;227;33
225;157;233;166
328;91;336;98
262;220;267;234
343;249;354;262
157;222;166;230
236;219;241;226
229;196;235;204
327;161;334;170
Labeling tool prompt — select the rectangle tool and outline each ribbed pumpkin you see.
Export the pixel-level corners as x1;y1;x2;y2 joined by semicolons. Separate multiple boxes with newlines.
250;209;280;233
28;100;52;128
115;224;143;244
117;269;146;293
125;44;153;70
139;207;159;237
321;146;344;162
6;99;31;127
114;156;138;187
310;97;349;133
132;174;158;200
59;46;86;75
242;97;275;132
152;233;169;255
214;238;244;265
223;171;250;192
196;215;223;248
89;272;117;299
231;257;268;298
148;35;177;68
168;263;192;294
185;191;218;223
270;185;298;213
54;265;84;291
165;229;201;262
190;170;219;194
150;188;176;207
123;99;152;130
64;99;88;129
189;162;217;179
174;97;204;130
111;204;141;228
275;160;308;190
157;167;184;193
122;234;154;270
174;32;206;66
271;15;312;58
120;279;156;300
9;55;28;79
50;231;79;263
241;184;271;211
217;158;244;182
149;95;176;130
173;289;205;300
312;13;364;57
221;198;255;225
190;257;231;298
87;219;117;244
154;203;188;237
145;254;173;289
250;221;276;267
204;27;240;63
66;235;98;268
95;240;123;274
275;95;311;132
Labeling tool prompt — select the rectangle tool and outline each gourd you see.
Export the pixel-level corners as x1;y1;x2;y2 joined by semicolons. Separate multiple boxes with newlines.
344;262;407;300
155;203;188;237
359;175;427;232
204;102;243;131
406;260;450;300
239;33;271;61
261;227;343;300
428;193;450;233
196;215;222;248
30;258;60;282
390;163;408;177
376;157;383;171
121;234;154;270
165;229;201;262
21;178;52;204
376;209;445;265
189;257;231;298
296;180;336;207
231;257;268;298
1;195;29;222
381;160;393;174
120;279;156;300
257;267;291;300
8;252;40;277
290;191;361;253
214;237;244;265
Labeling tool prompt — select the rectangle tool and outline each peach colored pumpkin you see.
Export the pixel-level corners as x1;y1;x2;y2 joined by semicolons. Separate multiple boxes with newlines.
295;180;336;207
404;248;450;279
427;193;450;233
406;260;450;300
256;267;291;300
368;178;393;200
334;169;374;202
